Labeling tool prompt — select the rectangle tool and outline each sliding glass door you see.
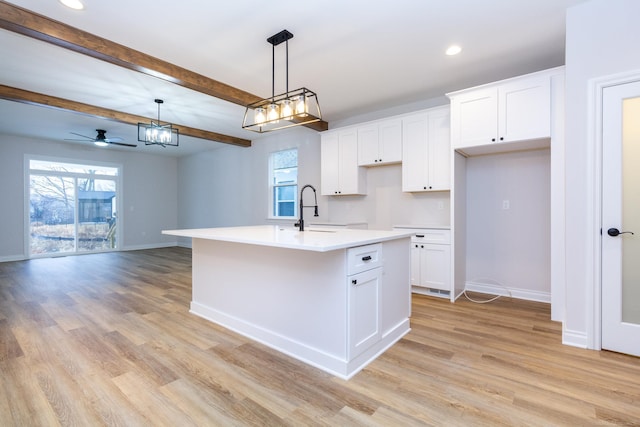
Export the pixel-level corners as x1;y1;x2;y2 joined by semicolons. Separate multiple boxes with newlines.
28;159;120;257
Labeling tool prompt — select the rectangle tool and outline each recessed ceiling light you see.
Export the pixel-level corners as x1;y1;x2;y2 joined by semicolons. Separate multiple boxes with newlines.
446;45;462;56
59;0;84;10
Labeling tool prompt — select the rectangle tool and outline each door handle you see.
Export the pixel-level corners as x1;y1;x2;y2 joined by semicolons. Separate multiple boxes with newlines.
607;227;635;236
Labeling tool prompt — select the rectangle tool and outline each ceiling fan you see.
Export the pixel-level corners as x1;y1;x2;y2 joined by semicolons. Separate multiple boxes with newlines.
65;129;137;147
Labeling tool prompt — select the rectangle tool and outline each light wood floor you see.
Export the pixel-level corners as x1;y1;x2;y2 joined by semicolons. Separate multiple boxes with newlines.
1;247;639;426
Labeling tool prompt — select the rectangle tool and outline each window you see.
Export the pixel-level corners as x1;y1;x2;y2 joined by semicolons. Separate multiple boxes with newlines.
270;149;298;218
28;158;120;257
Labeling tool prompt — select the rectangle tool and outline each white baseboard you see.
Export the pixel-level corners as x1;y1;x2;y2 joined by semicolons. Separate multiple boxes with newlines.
562;328;588;349
190;301;410;380
0;254;26;263
465;281;551;303
121;242;178;251
0;243;186;263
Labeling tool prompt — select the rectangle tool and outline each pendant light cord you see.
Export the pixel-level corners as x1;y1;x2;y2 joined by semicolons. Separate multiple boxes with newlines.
271;43;275;101
285;38;289;96
270;35;290;99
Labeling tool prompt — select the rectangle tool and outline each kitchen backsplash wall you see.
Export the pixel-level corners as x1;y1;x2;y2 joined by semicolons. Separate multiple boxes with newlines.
326;164;450;230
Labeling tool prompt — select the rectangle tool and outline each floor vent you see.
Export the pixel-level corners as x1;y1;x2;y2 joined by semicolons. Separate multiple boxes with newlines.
422;288;450;298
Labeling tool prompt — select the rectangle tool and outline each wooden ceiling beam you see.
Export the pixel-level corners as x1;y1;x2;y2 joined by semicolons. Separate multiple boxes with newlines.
0;85;252;148
0;1;329;132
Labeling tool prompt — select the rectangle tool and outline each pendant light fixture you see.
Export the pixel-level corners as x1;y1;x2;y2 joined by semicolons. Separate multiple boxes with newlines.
138;99;179;147
242;30;322;133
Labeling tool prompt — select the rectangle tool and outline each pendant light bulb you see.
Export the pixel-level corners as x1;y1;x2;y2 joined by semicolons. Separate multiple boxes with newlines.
254;107;266;124
295;95;307;116
280;99;293;119
267;103;280;122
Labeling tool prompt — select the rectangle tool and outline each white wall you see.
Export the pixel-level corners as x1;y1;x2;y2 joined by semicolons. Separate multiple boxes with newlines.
564;0;640;346
465;149;551;301
0;134;178;260
177;126;326;231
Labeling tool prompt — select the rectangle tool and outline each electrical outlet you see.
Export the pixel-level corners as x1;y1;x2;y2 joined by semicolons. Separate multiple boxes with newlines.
502;200;510;210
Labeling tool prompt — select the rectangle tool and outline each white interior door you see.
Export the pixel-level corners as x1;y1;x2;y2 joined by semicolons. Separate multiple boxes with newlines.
602;80;640;356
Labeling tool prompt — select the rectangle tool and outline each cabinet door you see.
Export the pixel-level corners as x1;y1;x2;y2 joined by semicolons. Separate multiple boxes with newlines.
348;268;382;358
450;88;498;149
401;112;429;192
427;108;451;191
499;76;551;142
320;132;340;196
338;129;364;195
357;124;379;166
378;119;402;164
421;244;451;291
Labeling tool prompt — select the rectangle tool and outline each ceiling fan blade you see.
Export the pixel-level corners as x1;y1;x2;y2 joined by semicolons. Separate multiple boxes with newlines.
108;141;137;148
68;132;94;140
104;137;124;143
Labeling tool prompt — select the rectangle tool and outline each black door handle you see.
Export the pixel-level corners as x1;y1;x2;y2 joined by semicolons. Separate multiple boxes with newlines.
362;255;372;261
607;228;635;236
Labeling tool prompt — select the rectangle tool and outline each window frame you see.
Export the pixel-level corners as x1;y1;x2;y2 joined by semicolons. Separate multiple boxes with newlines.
268;148;298;220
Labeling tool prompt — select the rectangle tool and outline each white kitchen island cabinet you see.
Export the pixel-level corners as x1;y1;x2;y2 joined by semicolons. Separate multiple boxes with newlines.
162;225;412;379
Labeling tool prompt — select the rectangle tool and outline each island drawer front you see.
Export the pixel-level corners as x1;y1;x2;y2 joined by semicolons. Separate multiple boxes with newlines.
347;243;383;275
411;229;451;245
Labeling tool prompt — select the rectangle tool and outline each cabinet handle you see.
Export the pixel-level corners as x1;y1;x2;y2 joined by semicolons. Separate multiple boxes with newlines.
415;234;425;238
414;244;419;248
352;279;357;285
491;138;496;142
421;245;424;248
362;255;372;261
379;158;382;162
500;137;504;141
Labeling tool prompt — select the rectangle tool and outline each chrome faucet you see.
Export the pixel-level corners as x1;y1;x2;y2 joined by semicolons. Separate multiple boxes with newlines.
296;184;319;231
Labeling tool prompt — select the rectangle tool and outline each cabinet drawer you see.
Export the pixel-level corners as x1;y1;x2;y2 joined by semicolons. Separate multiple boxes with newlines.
347;243;382;275
412;229;451;245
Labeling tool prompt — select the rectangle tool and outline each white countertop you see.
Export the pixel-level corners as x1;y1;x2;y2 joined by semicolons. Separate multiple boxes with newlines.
163;225;413;252
393;224;451;230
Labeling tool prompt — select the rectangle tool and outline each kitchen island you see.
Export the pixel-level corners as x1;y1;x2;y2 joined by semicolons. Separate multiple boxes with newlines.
162;225;412;379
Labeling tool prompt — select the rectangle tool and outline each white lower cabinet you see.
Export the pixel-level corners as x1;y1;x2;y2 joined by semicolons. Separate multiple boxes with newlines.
396;228;451;298
412;241;450;292
348;267;382;358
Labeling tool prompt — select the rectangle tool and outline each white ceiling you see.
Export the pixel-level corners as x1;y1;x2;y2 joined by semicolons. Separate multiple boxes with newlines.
0;0;585;156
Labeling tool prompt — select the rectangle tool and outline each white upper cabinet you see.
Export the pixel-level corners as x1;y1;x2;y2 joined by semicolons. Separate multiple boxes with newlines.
449;72;551;152
321;107;450;195
402;106;450;192
321;129;366;196
357;119;402;166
